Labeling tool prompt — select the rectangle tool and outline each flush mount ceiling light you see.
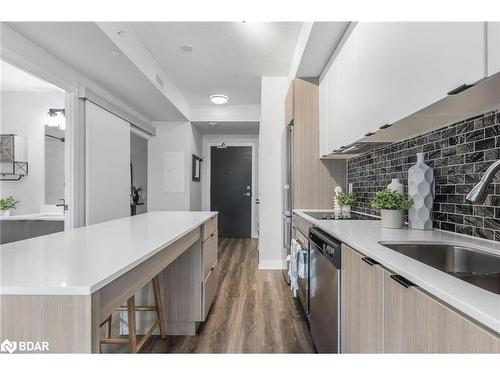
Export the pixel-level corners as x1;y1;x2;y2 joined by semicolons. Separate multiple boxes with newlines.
180;44;193;53
209;94;229;104
209;122;218;128
108;48;121;56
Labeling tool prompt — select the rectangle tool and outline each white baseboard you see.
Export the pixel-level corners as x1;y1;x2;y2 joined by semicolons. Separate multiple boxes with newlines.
258;260;287;270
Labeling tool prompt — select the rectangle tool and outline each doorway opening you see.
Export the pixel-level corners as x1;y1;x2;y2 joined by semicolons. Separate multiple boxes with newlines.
130;131;148;216
210;145;253;238
0;59;68;243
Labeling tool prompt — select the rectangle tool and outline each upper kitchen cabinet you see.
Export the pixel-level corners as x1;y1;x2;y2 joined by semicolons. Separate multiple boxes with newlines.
488;22;500;75
319;58;342;156
320;22;487;157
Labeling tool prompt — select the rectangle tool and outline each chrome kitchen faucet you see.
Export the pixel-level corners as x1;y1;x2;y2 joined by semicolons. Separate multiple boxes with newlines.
466;159;500;204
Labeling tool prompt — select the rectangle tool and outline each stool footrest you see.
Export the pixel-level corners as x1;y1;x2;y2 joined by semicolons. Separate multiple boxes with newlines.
117;305;157;312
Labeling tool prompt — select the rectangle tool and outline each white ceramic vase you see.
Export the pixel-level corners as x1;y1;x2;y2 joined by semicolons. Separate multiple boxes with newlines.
381;209;404;229
408;153;434;230
333;186;343;213
388;178;404;195
0;209;11;217
341;204;351;218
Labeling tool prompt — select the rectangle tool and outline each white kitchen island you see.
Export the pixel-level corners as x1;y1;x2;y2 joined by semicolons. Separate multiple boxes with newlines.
0;211;218;353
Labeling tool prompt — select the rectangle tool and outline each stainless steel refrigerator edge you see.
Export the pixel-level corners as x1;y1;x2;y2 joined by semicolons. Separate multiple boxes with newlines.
282;121;293;283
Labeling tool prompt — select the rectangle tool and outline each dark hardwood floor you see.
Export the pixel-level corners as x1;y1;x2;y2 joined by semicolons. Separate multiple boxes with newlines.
142;237;315;353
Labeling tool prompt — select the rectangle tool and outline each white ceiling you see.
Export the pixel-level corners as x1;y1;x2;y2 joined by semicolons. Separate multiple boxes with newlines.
6;22;185;120
131;22;302;105
1;60;63;92
192;121;259;135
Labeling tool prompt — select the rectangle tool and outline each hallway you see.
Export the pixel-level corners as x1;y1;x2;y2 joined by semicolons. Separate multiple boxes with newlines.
144;238;315;353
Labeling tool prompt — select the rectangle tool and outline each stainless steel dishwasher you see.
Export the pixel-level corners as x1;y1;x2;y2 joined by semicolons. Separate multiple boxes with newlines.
308;227;341;353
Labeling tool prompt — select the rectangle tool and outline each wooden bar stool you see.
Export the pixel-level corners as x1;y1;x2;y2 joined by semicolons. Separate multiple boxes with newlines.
99;275;166;353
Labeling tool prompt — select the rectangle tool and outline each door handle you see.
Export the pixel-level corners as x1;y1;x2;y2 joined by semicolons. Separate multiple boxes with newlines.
361;257;379;266
243;192;251;197
390;274;416;288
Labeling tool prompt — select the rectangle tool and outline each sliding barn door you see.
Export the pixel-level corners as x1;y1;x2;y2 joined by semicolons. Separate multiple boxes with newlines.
85;101;130;225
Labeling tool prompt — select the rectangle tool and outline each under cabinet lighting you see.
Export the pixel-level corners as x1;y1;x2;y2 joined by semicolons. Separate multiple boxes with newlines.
340;145;358;153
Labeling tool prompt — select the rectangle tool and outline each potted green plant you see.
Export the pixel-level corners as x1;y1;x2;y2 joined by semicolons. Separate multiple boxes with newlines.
336;192;358;215
0;196;18;217
371;188;413;229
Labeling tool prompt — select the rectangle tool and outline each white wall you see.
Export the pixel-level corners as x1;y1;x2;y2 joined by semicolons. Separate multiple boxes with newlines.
258;77;289;269
148;121;202;211
189;125;203;211
0;91;65;215
201;134;259;238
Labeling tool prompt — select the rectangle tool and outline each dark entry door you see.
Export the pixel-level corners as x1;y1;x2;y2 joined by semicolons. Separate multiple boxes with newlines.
210;146;252;238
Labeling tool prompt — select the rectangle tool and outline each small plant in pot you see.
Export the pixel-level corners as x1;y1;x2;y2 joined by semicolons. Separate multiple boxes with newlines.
336;192;358;215
0;196;18;217
371;188;413;229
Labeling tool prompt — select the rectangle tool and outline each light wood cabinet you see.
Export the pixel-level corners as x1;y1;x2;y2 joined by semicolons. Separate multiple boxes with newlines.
161;215;219;335
384;270;500;353
288;78;346;209
201;220;219;320
285;81;294;126
202;231;218;279
318;74;329;157
341;244;384;353
202;259;219;319
202;215;218;242
342;242;500;353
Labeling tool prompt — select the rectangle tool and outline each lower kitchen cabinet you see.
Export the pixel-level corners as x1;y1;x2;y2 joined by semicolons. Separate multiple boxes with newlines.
384;271;500;353
342;243;500;353
161;216;219;335
0;220;64;244
341;244;384;353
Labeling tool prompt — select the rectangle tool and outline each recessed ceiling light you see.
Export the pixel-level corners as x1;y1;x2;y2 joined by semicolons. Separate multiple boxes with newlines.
180;44;193;53
108;49;121;56
209;94;229;104
209;122;218;128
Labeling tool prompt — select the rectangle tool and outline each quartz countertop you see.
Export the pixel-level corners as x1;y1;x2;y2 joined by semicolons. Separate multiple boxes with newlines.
0;211;217;296
294;209;500;334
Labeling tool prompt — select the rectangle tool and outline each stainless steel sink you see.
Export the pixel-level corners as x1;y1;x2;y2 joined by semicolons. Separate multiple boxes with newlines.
378;242;500;294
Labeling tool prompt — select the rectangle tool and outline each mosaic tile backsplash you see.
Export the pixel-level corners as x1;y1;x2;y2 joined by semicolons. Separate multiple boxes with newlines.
347;109;500;241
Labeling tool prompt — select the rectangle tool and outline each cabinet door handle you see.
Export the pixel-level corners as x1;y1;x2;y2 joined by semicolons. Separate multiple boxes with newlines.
379;123;392;130
447;83;475;96
364;132;376;137
390;274;416;288
361;257;379;266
